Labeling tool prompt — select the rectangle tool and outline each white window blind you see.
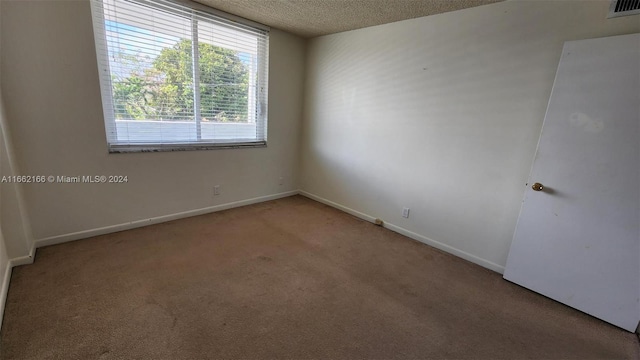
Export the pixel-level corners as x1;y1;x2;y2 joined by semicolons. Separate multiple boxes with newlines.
90;0;269;152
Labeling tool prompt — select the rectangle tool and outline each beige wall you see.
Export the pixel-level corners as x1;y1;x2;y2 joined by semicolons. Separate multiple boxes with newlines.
300;0;640;272
0;0;305;246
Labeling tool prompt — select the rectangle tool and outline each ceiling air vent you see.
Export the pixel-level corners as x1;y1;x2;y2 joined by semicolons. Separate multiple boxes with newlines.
608;0;640;18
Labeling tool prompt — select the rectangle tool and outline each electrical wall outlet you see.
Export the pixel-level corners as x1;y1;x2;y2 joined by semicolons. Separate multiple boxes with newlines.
279;177;284;185
402;207;410;218
213;185;220;196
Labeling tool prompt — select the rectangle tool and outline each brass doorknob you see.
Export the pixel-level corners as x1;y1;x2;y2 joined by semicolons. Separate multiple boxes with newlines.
532;183;544;191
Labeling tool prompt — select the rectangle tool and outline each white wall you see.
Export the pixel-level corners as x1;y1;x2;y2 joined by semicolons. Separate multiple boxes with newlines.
300;0;640;272
0;0;305;248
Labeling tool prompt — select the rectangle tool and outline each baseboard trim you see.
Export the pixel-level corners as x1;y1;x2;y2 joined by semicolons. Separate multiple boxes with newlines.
299;190;505;274
383;222;505;274
299;191;377;223
10;244;36;267
35;190;299;249
0;245;35;331
0;260;12;329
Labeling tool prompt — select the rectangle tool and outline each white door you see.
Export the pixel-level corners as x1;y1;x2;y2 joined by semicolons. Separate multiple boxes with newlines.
504;33;639;332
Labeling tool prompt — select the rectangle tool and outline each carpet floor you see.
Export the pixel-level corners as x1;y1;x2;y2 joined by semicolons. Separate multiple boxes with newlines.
1;195;638;359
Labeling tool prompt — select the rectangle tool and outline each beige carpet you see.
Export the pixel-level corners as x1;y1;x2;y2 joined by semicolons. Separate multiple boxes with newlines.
1;195;638;359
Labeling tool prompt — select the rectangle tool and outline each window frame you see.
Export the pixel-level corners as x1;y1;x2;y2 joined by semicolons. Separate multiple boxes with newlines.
90;0;270;153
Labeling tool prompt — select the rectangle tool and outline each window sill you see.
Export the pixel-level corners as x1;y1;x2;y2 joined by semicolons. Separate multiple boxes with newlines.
108;141;267;154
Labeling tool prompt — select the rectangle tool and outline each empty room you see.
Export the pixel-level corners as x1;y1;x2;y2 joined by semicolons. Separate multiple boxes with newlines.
0;0;639;358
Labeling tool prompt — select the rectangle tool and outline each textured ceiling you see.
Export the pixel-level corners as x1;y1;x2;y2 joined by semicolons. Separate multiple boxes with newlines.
194;0;504;38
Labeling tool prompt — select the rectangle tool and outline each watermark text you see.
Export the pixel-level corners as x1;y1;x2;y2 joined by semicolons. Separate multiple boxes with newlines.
1;175;129;184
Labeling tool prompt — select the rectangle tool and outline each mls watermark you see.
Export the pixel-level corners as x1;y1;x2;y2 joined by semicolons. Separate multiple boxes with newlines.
1;175;129;184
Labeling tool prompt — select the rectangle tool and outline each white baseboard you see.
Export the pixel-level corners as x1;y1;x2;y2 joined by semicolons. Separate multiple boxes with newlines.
0;260;12;330
10;244;36;267
383;222;505;273
23;189;504;274
298;190;505;274
0;245;36;326
35;190;299;249
300;191;377;223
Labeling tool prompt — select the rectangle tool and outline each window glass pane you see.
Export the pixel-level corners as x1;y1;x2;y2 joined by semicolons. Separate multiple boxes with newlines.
104;0;196;142
197;20;258;140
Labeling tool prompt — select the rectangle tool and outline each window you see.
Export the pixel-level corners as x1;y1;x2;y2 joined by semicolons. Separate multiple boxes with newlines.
90;0;269;152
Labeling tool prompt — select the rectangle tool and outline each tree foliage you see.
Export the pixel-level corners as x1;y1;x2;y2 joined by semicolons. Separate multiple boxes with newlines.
112;39;249;122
